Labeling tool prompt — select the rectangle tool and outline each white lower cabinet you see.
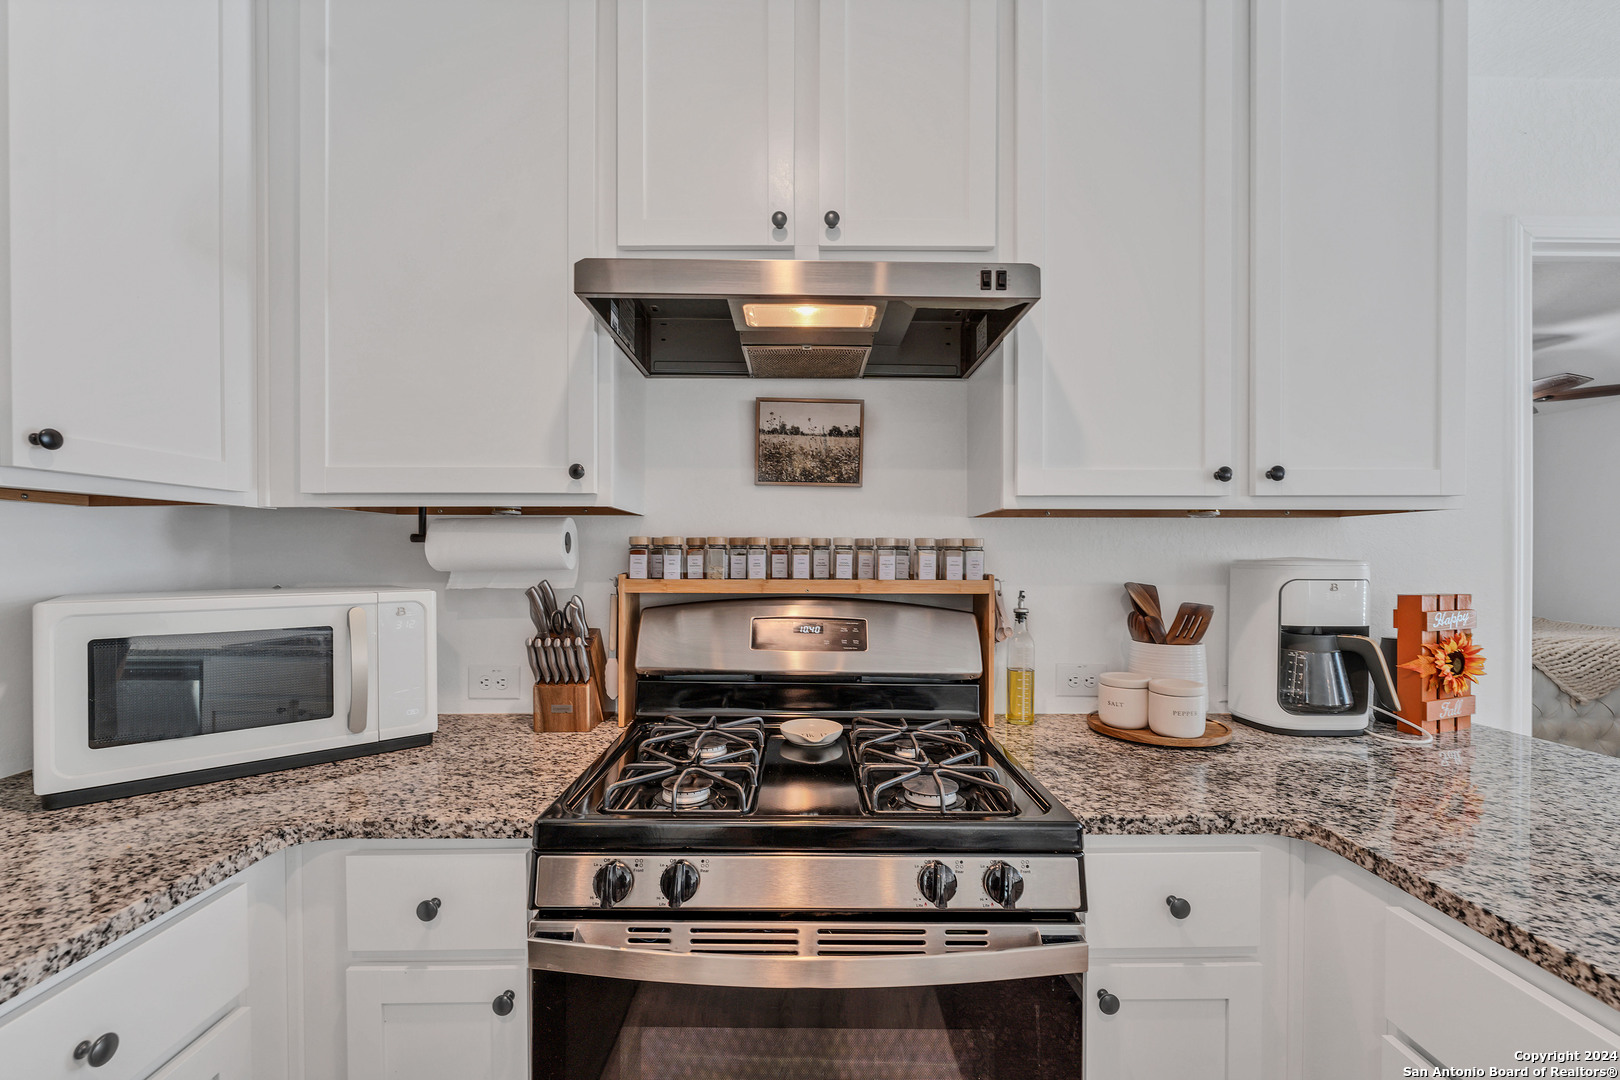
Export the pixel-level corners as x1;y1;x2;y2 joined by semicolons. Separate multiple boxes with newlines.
1086;960;1262;1079
148;1008;253;1080
345;964;527;1080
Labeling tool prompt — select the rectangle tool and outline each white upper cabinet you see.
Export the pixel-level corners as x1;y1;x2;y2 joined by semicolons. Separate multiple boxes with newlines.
4;0;254;495
1012;0;1238;498
818;0;998;250
298;0;599;497
617;0;795;249
1250;0;1465;498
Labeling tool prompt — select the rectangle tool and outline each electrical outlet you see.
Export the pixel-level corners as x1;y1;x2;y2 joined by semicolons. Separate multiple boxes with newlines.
1057;663;1110;697
469;665;523;699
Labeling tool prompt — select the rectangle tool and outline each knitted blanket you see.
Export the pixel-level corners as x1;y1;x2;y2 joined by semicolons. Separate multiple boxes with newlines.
1532;617;1620;704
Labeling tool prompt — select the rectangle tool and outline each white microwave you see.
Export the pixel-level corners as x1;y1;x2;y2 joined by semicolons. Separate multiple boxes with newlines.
34;587;436;808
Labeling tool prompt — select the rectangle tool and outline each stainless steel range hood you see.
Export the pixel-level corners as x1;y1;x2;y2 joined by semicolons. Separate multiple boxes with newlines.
573;258;1039;378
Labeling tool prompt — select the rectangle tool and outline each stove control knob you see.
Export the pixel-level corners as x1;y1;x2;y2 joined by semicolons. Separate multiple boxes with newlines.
982;862;1025;908
660;860;701;909
918;860;958;909
592;860;634;908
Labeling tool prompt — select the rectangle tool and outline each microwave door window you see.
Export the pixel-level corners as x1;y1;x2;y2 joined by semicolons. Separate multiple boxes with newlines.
87;626;337;749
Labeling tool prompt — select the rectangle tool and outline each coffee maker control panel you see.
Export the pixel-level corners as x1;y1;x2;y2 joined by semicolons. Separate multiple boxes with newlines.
1278;578;1368;629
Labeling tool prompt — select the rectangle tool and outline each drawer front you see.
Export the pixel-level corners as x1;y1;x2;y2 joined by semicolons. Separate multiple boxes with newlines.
345;851;528;953
0;887;247;1080
1085;850;1262;951
149;1007;251;1080
1385;907;1620;1064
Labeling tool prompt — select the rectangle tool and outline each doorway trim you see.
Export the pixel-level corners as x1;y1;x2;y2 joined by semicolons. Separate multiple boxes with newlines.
1510;217;1620;731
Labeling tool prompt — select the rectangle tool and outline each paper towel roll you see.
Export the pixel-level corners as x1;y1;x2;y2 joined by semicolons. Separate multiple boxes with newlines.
423;516;578;589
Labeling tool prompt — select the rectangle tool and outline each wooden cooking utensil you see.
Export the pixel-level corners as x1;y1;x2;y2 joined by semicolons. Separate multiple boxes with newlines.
1123;582;1167;643
1127;611;1152;643
1166;603;1213;646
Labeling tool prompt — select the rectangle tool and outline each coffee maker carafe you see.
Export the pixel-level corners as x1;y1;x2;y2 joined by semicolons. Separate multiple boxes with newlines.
1229;558;1401;736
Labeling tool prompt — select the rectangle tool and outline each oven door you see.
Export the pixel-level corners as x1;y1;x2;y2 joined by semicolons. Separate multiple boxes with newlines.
530;918;1086;1080
34;596;382;798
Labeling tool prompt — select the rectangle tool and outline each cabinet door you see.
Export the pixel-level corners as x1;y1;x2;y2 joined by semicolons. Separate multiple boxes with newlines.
5;0;253;493
299;0;595;495
617;0;795;249
148;1008;251;1080
346;964;526;1080
1012;0;1239;497
1250;0;1465;497
819;0;996;250
1086;960;1263;1079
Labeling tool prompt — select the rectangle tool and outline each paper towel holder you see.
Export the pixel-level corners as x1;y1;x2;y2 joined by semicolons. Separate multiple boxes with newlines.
410;507;428;544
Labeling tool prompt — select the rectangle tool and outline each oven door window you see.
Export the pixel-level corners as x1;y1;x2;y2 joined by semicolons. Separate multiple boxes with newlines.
533;972;1083;1080
87;627;336;748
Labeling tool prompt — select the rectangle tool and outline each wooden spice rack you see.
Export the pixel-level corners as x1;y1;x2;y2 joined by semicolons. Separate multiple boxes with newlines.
612;575;999;728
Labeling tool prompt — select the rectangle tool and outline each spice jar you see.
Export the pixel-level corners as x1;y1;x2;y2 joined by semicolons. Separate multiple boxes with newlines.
790;537;812;579
685;537;706;580
912;538;937;581
876;538;900;581
648;541;665;580
769;538;790;579
833;538;856;580
747;537;769;579
856;538;876;580
939;538;964;581
963;538;986;580
894;539;910;580
627;536;651;579
811;538;832;579
661;536;684;580
705;536;729;579
728;538;748;580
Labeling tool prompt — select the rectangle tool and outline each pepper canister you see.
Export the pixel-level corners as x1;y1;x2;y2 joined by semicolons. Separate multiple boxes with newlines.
1147;678;1208;739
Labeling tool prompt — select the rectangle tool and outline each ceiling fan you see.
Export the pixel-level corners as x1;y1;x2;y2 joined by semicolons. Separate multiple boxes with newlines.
1532;372;1620;408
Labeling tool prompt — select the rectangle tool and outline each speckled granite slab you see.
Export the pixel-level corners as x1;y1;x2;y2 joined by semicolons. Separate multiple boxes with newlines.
0;715;618;1006
999;715;1620;1012
5;713;1620;1017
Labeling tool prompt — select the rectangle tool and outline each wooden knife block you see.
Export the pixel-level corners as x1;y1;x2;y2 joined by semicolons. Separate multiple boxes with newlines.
532;629;609;733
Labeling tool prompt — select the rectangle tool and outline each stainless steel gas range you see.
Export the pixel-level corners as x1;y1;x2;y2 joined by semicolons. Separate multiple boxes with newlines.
528;597;1087;1080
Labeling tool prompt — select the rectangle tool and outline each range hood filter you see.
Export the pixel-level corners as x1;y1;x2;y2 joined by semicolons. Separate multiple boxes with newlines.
743;344;871;379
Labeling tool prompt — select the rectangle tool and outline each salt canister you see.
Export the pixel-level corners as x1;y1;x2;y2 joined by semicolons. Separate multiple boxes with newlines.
1147;678;1208;739
1096;672;1150;730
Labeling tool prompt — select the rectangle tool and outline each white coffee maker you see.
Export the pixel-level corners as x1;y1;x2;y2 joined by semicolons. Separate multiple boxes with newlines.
1228;557;1401;736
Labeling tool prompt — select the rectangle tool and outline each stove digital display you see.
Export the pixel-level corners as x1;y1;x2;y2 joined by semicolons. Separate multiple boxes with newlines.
750;617;867;652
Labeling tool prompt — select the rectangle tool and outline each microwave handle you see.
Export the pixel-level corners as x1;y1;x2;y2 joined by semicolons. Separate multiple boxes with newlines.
348;606;369;733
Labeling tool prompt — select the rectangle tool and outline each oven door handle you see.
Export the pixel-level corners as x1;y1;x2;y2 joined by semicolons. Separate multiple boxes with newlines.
527;935;1087;989
347;606;369;734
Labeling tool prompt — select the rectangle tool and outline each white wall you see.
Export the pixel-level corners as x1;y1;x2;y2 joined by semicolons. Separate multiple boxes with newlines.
0;501;233;775
1535;398;1620;625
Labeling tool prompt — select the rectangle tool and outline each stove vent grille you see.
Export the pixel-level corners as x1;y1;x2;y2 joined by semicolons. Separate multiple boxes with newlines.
551;921;1037;959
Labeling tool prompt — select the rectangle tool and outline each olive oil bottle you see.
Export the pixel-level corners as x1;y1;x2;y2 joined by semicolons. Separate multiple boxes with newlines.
1006;591;1035;725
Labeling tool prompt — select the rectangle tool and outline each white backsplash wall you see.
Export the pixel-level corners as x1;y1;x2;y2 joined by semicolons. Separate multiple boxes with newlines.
0;501;234;777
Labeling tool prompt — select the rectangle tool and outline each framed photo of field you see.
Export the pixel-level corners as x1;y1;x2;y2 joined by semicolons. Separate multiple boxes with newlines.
755;398;864;487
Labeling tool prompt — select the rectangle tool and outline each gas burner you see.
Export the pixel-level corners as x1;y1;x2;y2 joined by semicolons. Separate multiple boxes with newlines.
860;758;1017;816
660;774;714;807
640;716;765;770
851;717;980;768
601;754;759;814
901;773;959;808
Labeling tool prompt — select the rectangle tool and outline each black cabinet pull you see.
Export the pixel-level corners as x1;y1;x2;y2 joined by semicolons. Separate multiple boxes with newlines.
568;463;585;480
1166;895;1192;920
824;210;840;229
1265;465;1286;481
28;428;64;450
73;1033;119;1067
1096;989;1120;1015
771;210;787;229
492;990;515;1016
1213;466;1233;482
416;897;442;922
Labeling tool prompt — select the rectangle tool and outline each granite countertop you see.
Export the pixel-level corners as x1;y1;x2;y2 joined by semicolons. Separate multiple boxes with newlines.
3;715;1619;1017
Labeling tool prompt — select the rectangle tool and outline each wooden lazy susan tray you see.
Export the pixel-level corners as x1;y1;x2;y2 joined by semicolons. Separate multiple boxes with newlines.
1087;713;1234;748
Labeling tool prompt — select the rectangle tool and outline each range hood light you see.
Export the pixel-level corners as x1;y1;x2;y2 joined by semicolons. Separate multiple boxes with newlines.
742;302;878;329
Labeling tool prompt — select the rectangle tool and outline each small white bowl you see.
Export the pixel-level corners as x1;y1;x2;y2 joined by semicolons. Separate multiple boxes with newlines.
780;717;842;746
1097;672;1150;730
1148;678;1208;739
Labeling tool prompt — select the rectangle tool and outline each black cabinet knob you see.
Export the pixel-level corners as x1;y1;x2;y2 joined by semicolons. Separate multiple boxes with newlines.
917;860;958;909
28;428;64;450
593;860;634;909
416;897;441;922
982;861;1025;909
74;1033;119;1067
1096;989;1120;1015
568;463;585;480
1265;465;1286;481
492;989;515;1016
824;210;840;229
1213;466;1233;482
771;210;787;229
660;860;701;909
1166;895;1192;920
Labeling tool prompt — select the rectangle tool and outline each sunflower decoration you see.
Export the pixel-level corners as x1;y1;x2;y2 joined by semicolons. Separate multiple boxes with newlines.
1400;632;1487;697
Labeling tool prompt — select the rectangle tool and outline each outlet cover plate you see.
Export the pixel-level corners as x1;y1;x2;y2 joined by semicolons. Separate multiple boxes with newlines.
469;665;524;699
1057;663;1111;697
